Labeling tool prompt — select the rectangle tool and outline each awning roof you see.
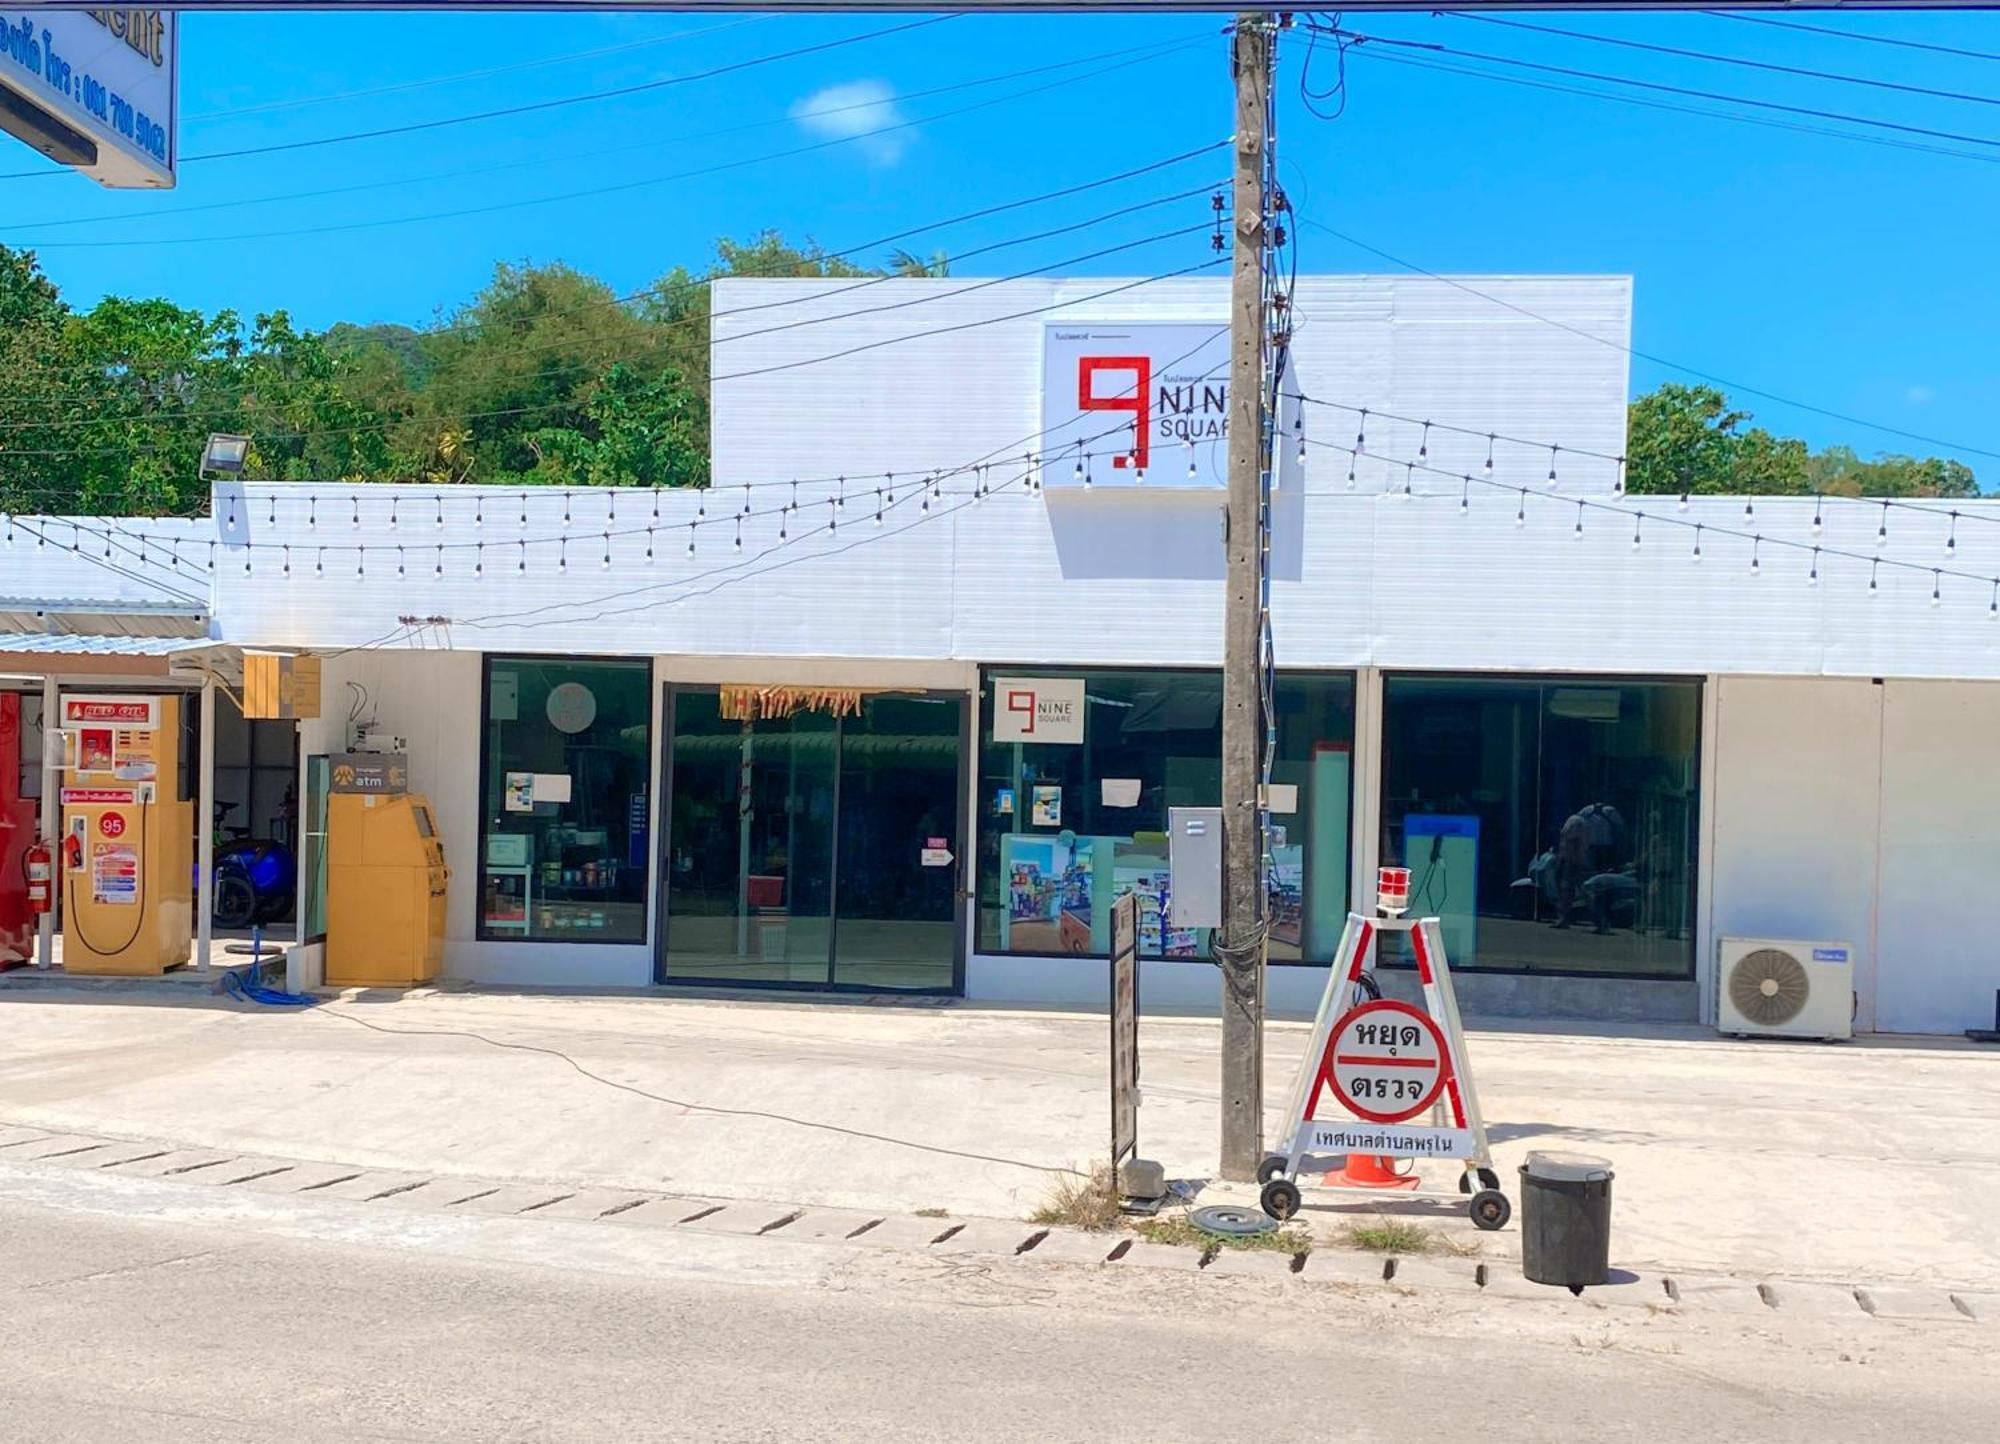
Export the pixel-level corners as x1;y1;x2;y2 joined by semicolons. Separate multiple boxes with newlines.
0;633;219;658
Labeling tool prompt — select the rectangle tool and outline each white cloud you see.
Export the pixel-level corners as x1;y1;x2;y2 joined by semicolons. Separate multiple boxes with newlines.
790;80;909;167
1906;385;1935;406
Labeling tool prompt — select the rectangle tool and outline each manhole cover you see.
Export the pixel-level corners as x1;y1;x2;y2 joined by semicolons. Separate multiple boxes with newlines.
1190;1204;1277;1238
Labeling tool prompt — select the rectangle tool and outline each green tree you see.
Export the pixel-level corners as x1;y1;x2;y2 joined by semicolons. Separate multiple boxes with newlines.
1626;383;1977;498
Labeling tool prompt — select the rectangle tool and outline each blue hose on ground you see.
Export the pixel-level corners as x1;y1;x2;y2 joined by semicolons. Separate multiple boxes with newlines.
219;925;317;1007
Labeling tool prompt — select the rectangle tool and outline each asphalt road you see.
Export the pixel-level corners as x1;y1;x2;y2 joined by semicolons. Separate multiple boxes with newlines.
3;1182;1994;1444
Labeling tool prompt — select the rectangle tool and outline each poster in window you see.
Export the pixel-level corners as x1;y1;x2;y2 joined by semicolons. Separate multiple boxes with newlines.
1031;785;1062;827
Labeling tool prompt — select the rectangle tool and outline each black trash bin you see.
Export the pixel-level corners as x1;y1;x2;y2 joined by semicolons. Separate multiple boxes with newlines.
1518;1151;1613;1291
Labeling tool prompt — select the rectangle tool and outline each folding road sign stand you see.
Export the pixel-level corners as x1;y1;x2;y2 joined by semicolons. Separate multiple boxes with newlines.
1257;909;1511;1230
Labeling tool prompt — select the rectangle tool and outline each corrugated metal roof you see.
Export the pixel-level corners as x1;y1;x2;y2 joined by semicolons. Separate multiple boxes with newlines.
0;633;219;657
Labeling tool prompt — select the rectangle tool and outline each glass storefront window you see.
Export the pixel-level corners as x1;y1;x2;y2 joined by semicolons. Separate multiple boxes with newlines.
1379;675;1700;979
479;657;653;943
975;668;1355;963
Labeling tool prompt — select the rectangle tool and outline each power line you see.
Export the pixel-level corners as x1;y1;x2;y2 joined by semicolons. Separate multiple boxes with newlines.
1446;12;2000;109
0;136;1229;399
10;47;1187;253
182;14;779;122
0;184;1224;434
0;258;1220;465
1315;23;2000;153
0;15;956;183
1;30;1215;237
1347;41;2000;170
1297;218;2000;465
1704;12;2000;65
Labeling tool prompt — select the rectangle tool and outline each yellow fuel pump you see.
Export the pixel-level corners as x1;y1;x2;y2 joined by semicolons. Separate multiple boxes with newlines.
325;753;448;988
58;693;193;976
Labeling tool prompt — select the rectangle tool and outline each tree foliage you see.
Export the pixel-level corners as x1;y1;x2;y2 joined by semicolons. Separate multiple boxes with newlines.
1626;383;1977;499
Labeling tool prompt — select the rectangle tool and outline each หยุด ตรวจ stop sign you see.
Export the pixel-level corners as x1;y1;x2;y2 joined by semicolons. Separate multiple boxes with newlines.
1326;999;1450;1125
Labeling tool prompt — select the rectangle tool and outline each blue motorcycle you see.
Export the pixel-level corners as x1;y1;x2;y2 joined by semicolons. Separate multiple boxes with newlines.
202;802;298;930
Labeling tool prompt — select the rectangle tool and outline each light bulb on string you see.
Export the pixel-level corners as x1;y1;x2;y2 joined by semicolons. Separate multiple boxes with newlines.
308;495;317;529
1132;451;1145;485
474;496;483;528
697;495;706;522
787;481;798;516
733;519;742;553
876;489;886;525
435;494;444;529
1482;433;1495;480
837;476;846;511
1677;491;1689;513
1515;489;1526;528
517;542;527;575
559;539;568;574
267;495;276;526
651;487;660;524
1074;444;1085;483
977;464;990;501
1811;495;1824;536
1750;536;1761;578
314;548;324;578
1691;525;1703;563
1869;559;1879;596
687;521;697;557
741;482;751;518
1631;513;1643;550
1946;512;1959;558
1186;439;1199;481
1744;499;1755;524
563;490;573;527
603;533;613;569
1354;409;1368;455
2;514;11;547
397;547;406;579
828;497;838;534
520;496;529;530
1877;503;1890;547
1346;450;1357;489
1403;460;1416;496
207;542;215;570
1990;580;1998;620
351;497;361;529
607;492;616;525
1574;501;1584;538
1808;548;1819;586
357;551;366;579
434;548;443;579
885;476;896;509
242;548;251;576
391;498;400;529
1615;457;1628;496
645;528;655;564
1294;413;1306;468
1418;421;1431;470
1459;476;1469;515
1932;570;1943;608
282;546;292;577
1547;445;1560;489
475;546;484;578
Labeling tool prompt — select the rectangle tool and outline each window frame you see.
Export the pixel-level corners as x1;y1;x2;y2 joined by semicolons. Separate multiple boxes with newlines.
972;663;1359;967
1375;669;1705;983
475;652;656;946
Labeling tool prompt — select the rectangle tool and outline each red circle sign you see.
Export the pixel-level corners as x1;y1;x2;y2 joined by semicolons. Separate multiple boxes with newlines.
1327;999;1449;1124
98;812;127;839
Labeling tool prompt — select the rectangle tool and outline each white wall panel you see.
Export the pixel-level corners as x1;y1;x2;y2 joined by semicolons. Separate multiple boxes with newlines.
1708;677;1882;1029
1876;681;2000;1035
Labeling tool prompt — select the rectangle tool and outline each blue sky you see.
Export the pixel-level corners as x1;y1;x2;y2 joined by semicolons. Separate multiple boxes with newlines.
3;8;1997;470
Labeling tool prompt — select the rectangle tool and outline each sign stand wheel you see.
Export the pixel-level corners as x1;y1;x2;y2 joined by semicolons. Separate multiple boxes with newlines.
1457;1166;1503;1195
1256;1153;1290;1186
1259;1177;1302;1222
1470;1189;1512;1232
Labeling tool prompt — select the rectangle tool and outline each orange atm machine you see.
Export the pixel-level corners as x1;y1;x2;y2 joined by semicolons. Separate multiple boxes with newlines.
325;754;448;988
57;693;193;976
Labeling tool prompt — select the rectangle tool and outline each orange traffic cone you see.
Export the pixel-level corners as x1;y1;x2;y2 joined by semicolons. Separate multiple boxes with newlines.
1323;1153;1421;1191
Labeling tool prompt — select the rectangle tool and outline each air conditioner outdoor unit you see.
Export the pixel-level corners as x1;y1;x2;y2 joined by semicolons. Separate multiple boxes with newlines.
1716;938;1854;1041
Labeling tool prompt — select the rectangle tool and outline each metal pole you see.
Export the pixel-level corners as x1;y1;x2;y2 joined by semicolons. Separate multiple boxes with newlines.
196;678;215;972
1219;12;1272;1183
36;673;58;969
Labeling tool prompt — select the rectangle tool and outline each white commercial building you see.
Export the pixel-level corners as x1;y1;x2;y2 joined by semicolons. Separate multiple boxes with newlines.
7;274;1998;1036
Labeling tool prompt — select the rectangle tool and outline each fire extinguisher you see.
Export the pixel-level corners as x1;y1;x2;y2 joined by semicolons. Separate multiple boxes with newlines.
24;841;52;915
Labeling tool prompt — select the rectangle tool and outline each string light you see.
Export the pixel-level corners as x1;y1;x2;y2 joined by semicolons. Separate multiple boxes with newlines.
828;496;838;534
1403;460;1416;496
1869;558;1879;596
351;497;361;529
559;539;568;574
1812;495;1824;536
1877;502;1890;547
1990;580;1998;620
308;495;317;529
876;488;886;525
1631;513;1643;550
651;488;661;524
475;545;484;577
603;532;614;568
1294;414;1306;468
518;541;527;575
207;542;214;570
1750;535;1761;578
1614;457;1628;496
1482;433;1494;479
3;514;12;547
475;496;484;528
688;521;697;557
1074;444;1085;483
241;546;251;575
1354;409;1368;455
1187;440;1199;481
282;546;292;577
521;495;530;530
391;497;400;529
931;473;943;503
837;476;847;510
742;481;751;518
1515;488;1526;527
314;548;324;578
1418;421;1431;468
434;547;443;579
1743;499;1755;523
645;528;654;564
1459;476;1470;515
267;495;277;526
1346;450;1357;489
357;550;366;579
563;490;573;527
1677;491;1689;513
1547;444;1559;488
1946;512;1959;558
885;476;896;509
435;494;445;529
607;492;616;525
1691;525;1703;563
397;547;406;579
1574;500;1585;538
733;518;743;552
1808;547;1819;586
1932;570;1943;608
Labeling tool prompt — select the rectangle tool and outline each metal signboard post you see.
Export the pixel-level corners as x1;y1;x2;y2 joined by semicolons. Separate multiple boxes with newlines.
1109;891;1140;1173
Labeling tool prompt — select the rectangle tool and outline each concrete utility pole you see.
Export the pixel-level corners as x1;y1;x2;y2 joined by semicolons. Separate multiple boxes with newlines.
1219;12;1273;1183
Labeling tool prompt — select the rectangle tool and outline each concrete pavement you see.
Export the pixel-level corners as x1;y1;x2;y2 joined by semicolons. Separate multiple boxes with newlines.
2;1164;1995;1443
1;979;1996;1288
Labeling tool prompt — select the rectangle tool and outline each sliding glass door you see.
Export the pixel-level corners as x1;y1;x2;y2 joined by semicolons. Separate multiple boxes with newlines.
661;688;963;993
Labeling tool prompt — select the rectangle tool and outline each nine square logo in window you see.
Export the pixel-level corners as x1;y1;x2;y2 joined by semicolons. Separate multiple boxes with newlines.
992;677;1085;745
